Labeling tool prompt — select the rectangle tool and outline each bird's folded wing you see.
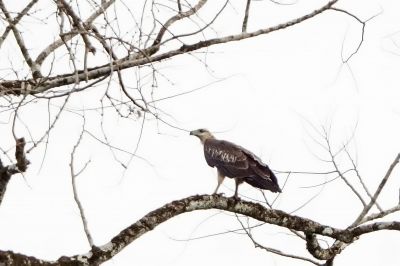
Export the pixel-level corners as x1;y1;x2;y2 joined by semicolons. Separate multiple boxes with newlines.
204;139;248;169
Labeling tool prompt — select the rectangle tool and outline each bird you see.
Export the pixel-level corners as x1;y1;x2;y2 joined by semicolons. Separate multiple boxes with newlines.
190;128;281;199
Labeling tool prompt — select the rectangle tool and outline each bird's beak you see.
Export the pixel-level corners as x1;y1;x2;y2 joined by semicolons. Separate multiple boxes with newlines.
189;130;195;136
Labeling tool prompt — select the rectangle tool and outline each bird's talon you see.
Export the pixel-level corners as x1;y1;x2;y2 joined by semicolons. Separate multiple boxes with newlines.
231;195;240;201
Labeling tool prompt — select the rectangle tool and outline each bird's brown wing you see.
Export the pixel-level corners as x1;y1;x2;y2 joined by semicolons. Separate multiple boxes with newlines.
215;141;280;192
239;147;281;192
204;139;249;171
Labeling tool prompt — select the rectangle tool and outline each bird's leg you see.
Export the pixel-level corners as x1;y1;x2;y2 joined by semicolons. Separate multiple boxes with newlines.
233;178;243;199
213;172;225;194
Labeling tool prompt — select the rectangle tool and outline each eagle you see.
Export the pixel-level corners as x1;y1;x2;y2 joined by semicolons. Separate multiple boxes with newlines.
190;128;281;198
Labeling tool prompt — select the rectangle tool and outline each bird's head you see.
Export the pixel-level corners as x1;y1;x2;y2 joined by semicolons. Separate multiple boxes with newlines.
190;128;215;144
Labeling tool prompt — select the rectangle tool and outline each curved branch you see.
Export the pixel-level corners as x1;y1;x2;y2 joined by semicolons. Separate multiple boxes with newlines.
152;0;208;46
1;194;400;265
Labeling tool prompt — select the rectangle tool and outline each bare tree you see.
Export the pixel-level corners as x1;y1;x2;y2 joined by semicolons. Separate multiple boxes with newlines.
0;0;397;265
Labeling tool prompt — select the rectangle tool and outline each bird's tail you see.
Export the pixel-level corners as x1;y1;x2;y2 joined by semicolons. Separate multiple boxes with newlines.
244;173;281;193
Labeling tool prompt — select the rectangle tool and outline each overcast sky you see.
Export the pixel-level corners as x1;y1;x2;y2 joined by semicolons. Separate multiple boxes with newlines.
0;0;400;265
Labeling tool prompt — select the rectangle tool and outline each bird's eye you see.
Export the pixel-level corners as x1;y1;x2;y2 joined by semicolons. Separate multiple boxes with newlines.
199;129;205;133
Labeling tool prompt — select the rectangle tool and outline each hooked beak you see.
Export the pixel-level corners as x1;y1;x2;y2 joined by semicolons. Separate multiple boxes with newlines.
189;130;195;136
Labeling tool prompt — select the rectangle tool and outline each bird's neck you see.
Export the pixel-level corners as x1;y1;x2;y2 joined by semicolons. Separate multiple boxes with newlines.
200;135;215;145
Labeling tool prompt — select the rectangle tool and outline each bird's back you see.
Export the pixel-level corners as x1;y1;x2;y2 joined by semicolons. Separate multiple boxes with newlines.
203;138;281;192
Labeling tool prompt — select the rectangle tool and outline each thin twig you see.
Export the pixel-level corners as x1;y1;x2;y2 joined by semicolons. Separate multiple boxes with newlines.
242;0;251;32
0;0;41;78
352;153;400;226
235;214;322;265
343;146;383;211
70;120;93;247
360;204;400;224
57;0;96;54
323;130;366;207
35;0;115;65
331;7;382;63
0;0;39;49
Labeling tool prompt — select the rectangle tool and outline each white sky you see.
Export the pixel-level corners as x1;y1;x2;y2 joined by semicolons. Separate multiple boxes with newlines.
0;0;400;265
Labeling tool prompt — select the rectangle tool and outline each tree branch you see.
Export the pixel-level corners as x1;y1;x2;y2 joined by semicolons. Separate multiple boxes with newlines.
0;0;42;78
242;0;251;32
35;0;116;66
0;137;29;204
0;0;39;49
57;0;96;54
70;123;93;248
0;194;399;265
352;153;400;226
0;0;338;96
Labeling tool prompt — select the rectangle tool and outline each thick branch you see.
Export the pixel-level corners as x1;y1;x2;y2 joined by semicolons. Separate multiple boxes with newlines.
306;234;348;260
1;194;399;265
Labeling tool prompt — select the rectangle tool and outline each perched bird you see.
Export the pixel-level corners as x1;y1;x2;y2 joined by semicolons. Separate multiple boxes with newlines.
190;128;281;198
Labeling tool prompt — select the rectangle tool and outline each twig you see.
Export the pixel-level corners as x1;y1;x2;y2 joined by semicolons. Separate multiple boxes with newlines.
57;0;96;54
360;204;400;224
352;153;400;226
236;214;322;265
0;0;42;78
26;94;71;153
343;146;383;211
324;130;366;207
177;0;182;12
331;7;382;63
242;0;251;32
0;0;39;49
152;0;208;46
35;0;115;65
70;121;93;247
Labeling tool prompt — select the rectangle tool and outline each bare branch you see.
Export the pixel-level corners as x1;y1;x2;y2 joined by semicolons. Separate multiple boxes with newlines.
0;0;39;49
242;0;251;32
35;0;116;66
0;137;29;204
177;0;182;13
0;194;399;265
70;121;93;248
237;214;322;265
57;0;96;54
152;0;208;46
324;131;366;207
344;146;383;211
360;204;400;224
1;0;338;96
0;0;42;78
331;7;382;63
352;153;400;226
